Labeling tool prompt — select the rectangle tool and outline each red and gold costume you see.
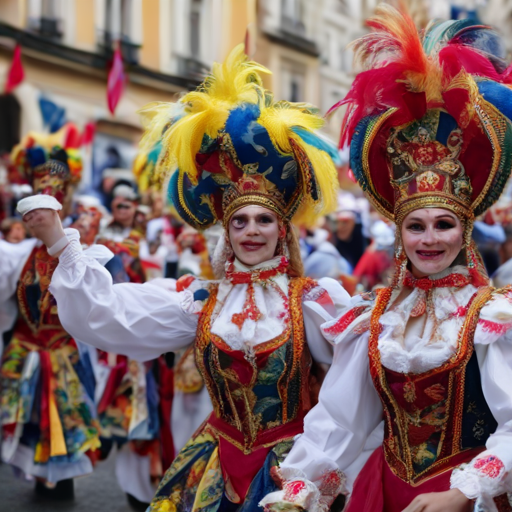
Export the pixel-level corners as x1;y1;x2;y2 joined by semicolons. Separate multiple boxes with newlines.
262;6;512;512
40;44;346;512
0;130;100;484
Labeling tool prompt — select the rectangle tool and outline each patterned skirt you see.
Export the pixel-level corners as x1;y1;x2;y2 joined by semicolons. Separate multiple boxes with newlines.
0;335;100;483
148;420;290;512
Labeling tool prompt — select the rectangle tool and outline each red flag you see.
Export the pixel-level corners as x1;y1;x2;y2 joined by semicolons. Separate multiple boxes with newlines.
82;122;96;145
107;46;125;115
5;45;24;93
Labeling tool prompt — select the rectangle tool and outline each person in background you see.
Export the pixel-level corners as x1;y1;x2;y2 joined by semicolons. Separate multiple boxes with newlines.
332;208;369;270
0;130;99;501
0;217;28;243
352;219;395;290
100;184;139;242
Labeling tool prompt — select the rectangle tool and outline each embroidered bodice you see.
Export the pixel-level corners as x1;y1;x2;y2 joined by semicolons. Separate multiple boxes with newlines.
16;244;72;349
196;275;317;454
369;285;498;484
263;266;512;512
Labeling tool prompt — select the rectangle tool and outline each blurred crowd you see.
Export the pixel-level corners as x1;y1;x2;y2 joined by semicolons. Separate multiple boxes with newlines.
4;146;512;295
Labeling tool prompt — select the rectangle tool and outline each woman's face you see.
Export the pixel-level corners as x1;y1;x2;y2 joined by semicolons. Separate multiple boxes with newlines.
401;208;464;278
6;222;26;243
228;205;283;267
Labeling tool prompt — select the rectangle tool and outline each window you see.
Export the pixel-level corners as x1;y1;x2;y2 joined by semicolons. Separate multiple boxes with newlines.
103;0;139;63
190;0;202;59
335;0;350;16
281;61;306;102
281;0;305;35
322;33;331;65
41;0;58;18
339;48;352;73
27;0;61;39
121;0;132;42
105;0;132;41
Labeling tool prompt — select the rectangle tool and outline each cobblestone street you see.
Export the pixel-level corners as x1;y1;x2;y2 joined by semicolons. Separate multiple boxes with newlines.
0;451;137;512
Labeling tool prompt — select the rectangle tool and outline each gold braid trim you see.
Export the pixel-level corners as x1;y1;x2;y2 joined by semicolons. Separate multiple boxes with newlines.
368;285;494;485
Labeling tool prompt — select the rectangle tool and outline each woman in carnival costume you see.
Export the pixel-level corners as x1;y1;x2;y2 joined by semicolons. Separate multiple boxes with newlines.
21;45;350;511
0;127;101;499
261;5;512;512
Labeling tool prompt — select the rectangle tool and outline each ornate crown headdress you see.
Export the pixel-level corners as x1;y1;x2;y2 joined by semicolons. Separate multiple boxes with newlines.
330;5;512;286
11;124;83;189
138;44;339;230
331;5;512;228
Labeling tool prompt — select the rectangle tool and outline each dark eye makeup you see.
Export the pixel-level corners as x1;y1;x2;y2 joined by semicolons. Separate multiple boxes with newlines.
435;219;456;229
231;213;275;228
405;215;458;233
406;222;424;232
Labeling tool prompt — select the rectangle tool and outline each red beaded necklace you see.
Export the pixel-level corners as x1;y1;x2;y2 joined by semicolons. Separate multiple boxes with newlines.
225;256;290;330
403;271;472;291
225;256;289;284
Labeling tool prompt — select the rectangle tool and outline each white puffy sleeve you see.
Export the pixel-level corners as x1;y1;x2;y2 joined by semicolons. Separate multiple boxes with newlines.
450;289;512;508
302;277;351;365
0;238;37;305
0;238;38;336
260;304;384;512
50;229;199;362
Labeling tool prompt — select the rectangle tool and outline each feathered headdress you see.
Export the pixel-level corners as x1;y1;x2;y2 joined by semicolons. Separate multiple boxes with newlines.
330;4;512;226
132;140;163;193
11;124;83;203
138;44;339;229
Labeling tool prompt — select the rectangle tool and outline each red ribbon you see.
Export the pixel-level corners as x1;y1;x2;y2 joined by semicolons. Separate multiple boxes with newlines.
225;256;289;285
403;272;472;291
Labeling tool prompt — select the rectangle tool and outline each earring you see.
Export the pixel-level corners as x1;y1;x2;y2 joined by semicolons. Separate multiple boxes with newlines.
392;233;408;288
224;232;234;262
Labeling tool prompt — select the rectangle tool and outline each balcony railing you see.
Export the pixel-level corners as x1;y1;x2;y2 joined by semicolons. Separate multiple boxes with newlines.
176;55;209;79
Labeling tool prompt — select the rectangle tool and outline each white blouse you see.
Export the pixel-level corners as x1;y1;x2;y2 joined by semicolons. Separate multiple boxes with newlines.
48;229;351;364
261;267;512;512
0;238;38;341
0;231;119;347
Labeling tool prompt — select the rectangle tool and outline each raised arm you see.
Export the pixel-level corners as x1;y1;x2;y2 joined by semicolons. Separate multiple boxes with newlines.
24;207;198;361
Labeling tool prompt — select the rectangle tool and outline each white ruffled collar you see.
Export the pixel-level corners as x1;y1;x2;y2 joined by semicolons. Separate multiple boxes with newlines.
232;255;285;272
378;273;477;374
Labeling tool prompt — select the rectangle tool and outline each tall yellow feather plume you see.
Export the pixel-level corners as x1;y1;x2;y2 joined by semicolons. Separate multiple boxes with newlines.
138;44;270;185
137;44;340;228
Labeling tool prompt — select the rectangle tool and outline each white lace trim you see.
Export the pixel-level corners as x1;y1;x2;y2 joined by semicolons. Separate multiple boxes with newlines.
259;466;346;512
451;457;510;500
377;283;477;374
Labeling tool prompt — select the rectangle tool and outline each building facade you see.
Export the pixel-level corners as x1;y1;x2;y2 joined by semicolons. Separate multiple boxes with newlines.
0;0;254;192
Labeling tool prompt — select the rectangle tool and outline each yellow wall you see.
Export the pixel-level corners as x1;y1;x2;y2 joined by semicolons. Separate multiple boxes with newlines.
0;0;24;28
221;0;256;59
75;0;96;51
140;0;160;70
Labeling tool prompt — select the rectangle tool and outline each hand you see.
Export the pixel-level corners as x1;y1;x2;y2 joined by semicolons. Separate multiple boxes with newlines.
402;489;474;512
262;504;305;512
23;209;66;251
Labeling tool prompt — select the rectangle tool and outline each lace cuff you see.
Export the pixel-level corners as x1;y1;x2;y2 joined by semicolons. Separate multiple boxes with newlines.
58;228;83;268
259;467;346;512
451;454;508;501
